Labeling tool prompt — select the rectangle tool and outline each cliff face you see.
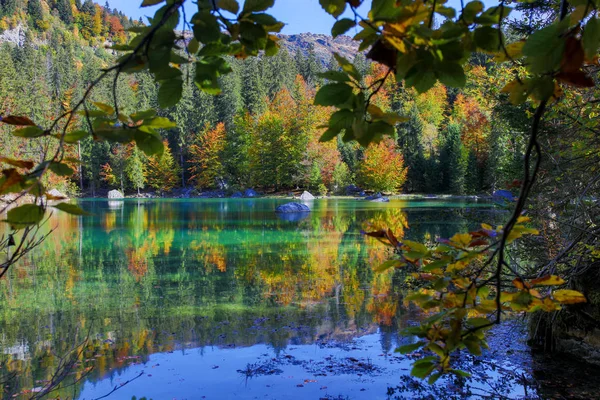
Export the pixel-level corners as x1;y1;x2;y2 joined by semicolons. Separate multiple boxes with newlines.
277;33;360;65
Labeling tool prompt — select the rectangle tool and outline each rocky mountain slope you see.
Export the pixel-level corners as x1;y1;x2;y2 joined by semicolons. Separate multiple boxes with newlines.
277;33;361;64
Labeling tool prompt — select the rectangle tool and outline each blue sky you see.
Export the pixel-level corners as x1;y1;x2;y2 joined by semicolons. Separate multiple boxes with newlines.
102;0;496;35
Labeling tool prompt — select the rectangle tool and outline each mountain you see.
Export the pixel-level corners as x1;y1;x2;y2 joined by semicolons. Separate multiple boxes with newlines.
277;33;361;65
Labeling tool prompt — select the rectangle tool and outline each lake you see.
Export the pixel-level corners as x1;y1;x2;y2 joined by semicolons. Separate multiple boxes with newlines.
0;198;538;399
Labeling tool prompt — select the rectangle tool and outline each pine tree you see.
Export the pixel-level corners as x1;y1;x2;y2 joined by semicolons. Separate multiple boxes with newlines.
241;57;266;115
222;112;252;187
439;123;466;194
27;0;44;29
397;104;426;192
56;0;73;25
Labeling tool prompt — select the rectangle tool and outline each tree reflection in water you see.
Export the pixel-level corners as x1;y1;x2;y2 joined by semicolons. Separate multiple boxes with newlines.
0;198;505;398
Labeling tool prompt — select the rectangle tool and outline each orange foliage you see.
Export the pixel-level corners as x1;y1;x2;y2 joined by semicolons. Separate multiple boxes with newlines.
188;123;226;189
453;93;490;162
358;138;408;193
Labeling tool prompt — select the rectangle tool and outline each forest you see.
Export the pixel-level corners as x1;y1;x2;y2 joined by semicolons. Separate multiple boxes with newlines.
0;0;599;398
0;0;525;197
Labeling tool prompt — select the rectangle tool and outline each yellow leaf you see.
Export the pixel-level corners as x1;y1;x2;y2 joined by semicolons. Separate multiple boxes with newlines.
481;223;493;231
530;275;566;286
553;289;587;304
382;34;407;53
450;233;472;248
501;79;528;105
517;216;531;223
494;41;525;62
367;104;385;118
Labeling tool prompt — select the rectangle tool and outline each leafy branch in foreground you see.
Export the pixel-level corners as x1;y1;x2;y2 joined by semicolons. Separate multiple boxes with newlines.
366;216;586;381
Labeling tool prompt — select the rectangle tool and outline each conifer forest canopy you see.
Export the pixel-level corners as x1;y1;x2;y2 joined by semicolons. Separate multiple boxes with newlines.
0;0;599;396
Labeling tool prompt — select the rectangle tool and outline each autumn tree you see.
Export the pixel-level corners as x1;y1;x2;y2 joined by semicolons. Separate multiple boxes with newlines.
358;138;407;193
146;141;180;195
188;123;226;189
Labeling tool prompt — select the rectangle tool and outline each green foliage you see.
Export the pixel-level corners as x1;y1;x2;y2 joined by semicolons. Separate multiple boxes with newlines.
331;162;353;194
438;124;466;194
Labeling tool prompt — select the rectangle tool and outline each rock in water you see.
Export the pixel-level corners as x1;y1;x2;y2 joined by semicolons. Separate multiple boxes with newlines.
300;191;315;200
244;189;258;197
47;189;68;199
275;203;311;213
370;197;390;203
493;190;515;201
108;189;124;199
364;192;383;200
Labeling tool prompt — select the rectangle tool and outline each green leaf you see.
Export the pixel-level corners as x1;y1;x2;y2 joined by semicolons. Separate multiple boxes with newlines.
319;0;346;18
13;126;44;138
332;18;356;38
370;0;401;21
583;17;600;60
242;0;274;14
428;372;442;384
474;26;500;52
333;53;361;80
53;203;92;216
396;341;425;354
134;130;164;156
523;20;568;73
63;130;88;144
466;317;491;328
318;70;351;82
411;361;435;379
314;83;353;107
188;38;200;54
217;0;239;14
193;12;221;43
375;259;404;272
141;0;164;6
95;128;136;143
405;65;436;93
449;369;471;378
435;62;466;88
93;102;115;114
158;78;183;108
463;336;482;356
144;117;177;129
319;128;340;142
461;0;484;24
6;204;45;229
49;162;74;177
131;110;157;122
402;240;428;254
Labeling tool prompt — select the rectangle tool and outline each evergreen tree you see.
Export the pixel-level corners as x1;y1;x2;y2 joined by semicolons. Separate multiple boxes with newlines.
241;57;266;115
439;123;466;194
397;104;426;192
27;0;44;29
56;0;73;25
222;112;252;187
216;58;243;126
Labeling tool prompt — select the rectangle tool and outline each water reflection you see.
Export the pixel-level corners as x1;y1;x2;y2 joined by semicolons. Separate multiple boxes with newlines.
0;198;507;398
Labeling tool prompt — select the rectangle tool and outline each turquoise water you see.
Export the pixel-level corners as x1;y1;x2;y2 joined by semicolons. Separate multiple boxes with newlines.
0;198;535;399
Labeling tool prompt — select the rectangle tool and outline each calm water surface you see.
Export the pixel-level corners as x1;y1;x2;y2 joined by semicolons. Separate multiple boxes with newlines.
0;198;536;399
